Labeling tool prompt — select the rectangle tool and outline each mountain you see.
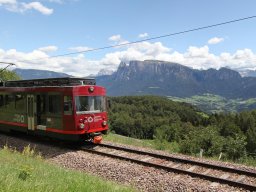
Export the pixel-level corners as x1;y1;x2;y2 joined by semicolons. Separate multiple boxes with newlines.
239;69;256;77
13;68;72;80
97;60;256;99
97;69;114;76
12;61;256;100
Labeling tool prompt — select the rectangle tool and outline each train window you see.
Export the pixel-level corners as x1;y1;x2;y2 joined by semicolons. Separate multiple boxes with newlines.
75;96;106;114
5;94;15;109
0;95;3;107
95;96;106;111
49;95;61;114
37;95;46;114
15;94;25;111
64;96;73;115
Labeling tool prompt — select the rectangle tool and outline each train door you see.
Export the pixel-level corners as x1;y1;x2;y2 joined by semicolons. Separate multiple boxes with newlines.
27;95;35;130
36;94;47;127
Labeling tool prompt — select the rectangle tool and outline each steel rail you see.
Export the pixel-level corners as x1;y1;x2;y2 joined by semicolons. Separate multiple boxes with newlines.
81;144;256;191
98;143;256;177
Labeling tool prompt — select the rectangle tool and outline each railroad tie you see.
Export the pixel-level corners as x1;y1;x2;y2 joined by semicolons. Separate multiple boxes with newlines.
236;175;246;182
166;162;174;167
96;148;108;152
141;156;154;162
220;173;230;179
117;152;127;157
92;146;101;150
108;150;118;154
202;169;211;175
172;163;181;168
187;165;197;172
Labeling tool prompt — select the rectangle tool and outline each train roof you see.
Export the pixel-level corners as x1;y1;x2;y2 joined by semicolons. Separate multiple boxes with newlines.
0;77;96;87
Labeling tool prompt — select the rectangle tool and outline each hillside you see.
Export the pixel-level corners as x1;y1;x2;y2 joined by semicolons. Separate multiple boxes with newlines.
109;96;256;161
169;94;256;113
13;68;72;80
109;96;206;139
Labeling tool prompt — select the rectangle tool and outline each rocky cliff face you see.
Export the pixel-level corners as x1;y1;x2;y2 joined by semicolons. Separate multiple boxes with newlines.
113;60;195;81
97;60;256;99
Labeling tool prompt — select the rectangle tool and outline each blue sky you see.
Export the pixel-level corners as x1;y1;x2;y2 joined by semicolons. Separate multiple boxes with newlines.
0;0;256;76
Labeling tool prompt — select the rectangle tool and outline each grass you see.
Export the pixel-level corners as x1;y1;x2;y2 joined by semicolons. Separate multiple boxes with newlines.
104;133;256;167
240;156;256;167
0;146;135;192
104;132;180;153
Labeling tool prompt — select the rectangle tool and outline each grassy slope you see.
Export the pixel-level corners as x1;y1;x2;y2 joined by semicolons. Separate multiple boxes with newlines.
0;147;135;192
104;133;180;153
104;133;256;167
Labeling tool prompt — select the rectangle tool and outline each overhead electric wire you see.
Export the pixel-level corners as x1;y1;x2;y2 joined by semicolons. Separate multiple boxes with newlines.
3;15;256;64
49;15;256;58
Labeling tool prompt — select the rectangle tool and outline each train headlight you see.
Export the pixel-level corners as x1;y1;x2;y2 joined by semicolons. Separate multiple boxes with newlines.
102;121;107;127
79;123;85;129
88;86;94;92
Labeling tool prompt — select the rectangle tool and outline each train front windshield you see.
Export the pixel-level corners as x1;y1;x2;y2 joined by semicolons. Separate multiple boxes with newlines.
75;96;106;114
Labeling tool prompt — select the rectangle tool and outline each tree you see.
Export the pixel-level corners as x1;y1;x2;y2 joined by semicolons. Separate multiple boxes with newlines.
220;121;242;138
224;134;247;160
0;69;20;81
180;126;225;156
246;126;256;154
237;112;256;133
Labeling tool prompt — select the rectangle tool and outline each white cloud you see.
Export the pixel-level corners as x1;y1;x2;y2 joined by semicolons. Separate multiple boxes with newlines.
1;42;256;77
208;37;224;45
69;46;92;52
96;43;256;72
47;0;63;3
38;46;58;53
0;0;53;15
108;34;122;42
47;0;77;3
0;0;16;4
138;33;148;38
187;46;210;57
108;34;130;47
21;2;53;15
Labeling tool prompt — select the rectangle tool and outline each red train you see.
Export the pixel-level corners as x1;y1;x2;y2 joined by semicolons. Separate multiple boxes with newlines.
0;77;108;143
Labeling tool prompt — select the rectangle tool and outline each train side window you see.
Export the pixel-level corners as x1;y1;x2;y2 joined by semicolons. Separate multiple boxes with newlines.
64;96;73;115
15;94;25;111
5;94;15;109
37;95;46;114
49;95;61;114
0;95;4;107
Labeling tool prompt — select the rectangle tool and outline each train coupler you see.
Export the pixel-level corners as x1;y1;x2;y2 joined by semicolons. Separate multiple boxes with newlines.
93;135;103;144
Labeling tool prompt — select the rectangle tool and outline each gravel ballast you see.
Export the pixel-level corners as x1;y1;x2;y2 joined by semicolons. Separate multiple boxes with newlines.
0;133;254;192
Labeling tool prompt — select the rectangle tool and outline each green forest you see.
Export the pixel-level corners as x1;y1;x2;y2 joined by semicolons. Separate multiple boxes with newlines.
109;96;256;163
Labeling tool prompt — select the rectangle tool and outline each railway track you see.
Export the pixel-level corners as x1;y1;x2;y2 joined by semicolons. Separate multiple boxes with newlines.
81;143;256;191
